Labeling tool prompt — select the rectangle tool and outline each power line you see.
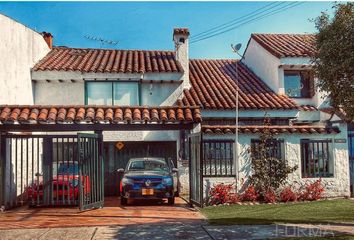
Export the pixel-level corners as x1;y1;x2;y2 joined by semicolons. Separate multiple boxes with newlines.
191;2;285;40
190;2;305;44
191;2;301;43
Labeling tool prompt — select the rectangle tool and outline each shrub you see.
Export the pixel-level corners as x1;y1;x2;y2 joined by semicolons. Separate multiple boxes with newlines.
300;179;325;201
249;116;297;198
241;185;259;202
208;183;239;205
263;189;277;203
280;187;298;202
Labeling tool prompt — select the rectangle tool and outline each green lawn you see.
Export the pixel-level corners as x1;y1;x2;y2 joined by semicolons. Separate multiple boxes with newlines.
201;199;354;225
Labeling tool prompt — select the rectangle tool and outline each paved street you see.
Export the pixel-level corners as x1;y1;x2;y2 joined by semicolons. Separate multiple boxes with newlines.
1;223;353;240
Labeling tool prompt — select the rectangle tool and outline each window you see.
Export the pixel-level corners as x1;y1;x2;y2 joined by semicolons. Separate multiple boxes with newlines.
113;82;139;105
85;81;139;105
284;71;313;98
251;139;284;160
202;140;234;177
301;139;333;178
86;82;112;105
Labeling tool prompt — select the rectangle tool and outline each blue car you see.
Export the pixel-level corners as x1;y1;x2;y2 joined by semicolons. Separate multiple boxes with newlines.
118;157;178;205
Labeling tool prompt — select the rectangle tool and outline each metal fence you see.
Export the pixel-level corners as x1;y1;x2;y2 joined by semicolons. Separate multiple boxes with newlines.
189;133;202;207
0;135;80;209
0;133;104;210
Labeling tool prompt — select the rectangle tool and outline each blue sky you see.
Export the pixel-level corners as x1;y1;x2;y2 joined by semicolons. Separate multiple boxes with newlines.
0;1;334;59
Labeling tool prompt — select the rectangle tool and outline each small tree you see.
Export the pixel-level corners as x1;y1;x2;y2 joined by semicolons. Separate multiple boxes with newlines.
313;2;354;120
249;117;297;198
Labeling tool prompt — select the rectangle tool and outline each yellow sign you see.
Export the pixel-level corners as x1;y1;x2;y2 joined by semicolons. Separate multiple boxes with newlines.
115;141;124;150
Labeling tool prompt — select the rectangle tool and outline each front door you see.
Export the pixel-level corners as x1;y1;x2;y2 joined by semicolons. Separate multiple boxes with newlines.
78;133;104;211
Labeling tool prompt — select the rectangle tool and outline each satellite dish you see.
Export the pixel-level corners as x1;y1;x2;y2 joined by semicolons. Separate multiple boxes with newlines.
231;43;242;52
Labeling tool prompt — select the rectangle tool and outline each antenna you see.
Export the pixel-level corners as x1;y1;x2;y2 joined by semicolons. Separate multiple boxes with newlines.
84;35;118;48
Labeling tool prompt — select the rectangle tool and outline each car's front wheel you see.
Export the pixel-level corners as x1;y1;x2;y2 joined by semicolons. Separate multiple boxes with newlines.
120;197;128;205
168;197;175;205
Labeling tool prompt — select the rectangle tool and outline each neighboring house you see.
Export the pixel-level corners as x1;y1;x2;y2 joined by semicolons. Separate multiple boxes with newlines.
178;33;351;201
0;14;351;209
0;14;50;104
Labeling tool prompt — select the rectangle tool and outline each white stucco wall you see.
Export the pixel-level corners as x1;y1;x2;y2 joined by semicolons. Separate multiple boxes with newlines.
243;38;282;94
0;14;50;105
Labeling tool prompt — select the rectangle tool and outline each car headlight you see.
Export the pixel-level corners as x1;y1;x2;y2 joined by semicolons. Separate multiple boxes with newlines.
122;177;133;185
162;177;173;186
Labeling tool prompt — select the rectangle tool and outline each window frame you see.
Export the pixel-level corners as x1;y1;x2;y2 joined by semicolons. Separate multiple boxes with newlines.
84;80;141;105
250;138;285;160
300;139;334;178
284;70;312;98
202;139;235;177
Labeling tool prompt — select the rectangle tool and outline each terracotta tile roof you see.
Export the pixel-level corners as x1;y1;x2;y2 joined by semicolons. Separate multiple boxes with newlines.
32;47;183;74
178;59;299;110
0;106;201;124
251;33;316;58
202;125;340;134
299;105;317;111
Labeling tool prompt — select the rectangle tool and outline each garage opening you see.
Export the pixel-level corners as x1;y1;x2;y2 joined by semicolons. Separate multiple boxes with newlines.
103;141;177;196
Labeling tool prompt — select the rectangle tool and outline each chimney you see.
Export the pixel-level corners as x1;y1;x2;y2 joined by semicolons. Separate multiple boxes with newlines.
173;28;190;89
41;32;53;49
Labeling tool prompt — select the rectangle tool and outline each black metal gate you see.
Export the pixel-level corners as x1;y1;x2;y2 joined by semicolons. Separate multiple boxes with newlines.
0;133;103;210
188;133;203;207
349;132;354;197
78;133;104;211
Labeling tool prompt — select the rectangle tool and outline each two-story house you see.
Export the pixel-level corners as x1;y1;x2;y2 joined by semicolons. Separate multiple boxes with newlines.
179;34;351;203
0;14;351;209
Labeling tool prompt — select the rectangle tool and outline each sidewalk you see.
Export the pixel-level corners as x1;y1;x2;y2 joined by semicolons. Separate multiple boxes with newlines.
0;222;353;240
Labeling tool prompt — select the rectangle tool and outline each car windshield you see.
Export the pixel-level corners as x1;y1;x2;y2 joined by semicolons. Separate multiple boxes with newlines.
53;163;79;175
127;159;169;172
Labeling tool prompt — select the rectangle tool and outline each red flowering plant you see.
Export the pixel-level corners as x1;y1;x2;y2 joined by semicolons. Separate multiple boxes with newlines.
299;179;325;201
208;183;239;205
280;186;298;202
263;188;277;203
240;185;259;202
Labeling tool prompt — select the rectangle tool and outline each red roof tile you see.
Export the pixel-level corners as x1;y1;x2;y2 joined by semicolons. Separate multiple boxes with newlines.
251;33;316;58
33;47;183;74
179;59;299;110
202;125;340;134
0;106;201;124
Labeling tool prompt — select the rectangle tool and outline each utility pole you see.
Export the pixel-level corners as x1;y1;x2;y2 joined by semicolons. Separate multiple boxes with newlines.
231;43;243;191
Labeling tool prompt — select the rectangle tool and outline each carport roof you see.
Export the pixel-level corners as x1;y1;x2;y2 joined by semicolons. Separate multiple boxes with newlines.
0;105;201;131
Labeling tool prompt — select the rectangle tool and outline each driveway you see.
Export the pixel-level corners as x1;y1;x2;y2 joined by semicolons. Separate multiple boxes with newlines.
0;197;204;229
